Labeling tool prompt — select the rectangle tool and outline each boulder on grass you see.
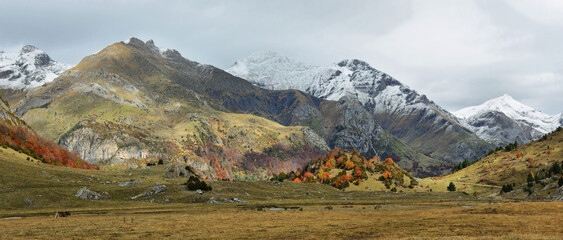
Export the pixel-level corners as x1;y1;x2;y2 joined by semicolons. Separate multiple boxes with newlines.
131;182;166;200
75;187;107;200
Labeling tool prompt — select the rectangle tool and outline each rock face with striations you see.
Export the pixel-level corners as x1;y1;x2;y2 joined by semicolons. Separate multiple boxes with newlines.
58;120;152;165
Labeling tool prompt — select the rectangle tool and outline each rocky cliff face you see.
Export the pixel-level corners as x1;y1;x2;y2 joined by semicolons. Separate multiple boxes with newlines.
58;120;152;165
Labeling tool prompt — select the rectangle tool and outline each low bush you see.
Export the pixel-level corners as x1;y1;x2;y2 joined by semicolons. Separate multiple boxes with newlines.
186;176;212;191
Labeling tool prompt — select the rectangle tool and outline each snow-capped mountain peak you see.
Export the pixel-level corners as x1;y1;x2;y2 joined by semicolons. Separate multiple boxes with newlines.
454;94;558;133
0;45;71;90
454;94;561;145
456;94;536;119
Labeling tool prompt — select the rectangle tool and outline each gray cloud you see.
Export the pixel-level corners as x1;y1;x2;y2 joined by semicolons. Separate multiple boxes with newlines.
1;0;561;115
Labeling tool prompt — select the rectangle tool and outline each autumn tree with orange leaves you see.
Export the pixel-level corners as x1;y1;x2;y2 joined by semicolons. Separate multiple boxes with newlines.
354;166;362;177
382;170;392;179
345;160;355;169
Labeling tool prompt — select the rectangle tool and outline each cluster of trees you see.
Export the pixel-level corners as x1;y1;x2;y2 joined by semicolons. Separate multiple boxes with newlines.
272;149;371;188
0;122;95;169
274;148;415;190
186;176;212;191
486;141;519;156
548;161;561;176
451;159;478;173
525;160;563;191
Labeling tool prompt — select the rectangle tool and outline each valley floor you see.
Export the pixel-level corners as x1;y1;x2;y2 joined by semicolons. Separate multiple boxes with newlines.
0;201;561;239
1;147;561;239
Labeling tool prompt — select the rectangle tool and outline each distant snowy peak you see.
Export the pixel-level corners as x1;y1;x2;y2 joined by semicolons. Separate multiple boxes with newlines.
456;94;546;120
454;94;560;134
0;45;71;90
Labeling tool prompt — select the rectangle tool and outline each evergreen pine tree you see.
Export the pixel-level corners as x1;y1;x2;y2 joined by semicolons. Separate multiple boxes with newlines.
447;182;456;192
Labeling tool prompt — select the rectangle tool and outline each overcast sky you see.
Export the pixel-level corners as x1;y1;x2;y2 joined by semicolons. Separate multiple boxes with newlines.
1;0;561;115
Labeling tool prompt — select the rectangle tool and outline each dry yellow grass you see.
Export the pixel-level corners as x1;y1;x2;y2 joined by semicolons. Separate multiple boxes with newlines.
444;129;562;187
0;202;560;239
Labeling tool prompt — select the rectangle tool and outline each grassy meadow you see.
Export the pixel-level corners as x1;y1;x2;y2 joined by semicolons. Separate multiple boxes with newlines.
1;144;561;239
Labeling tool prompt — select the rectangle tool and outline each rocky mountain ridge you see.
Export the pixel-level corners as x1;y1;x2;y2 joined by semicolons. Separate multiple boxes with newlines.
227;51;491;163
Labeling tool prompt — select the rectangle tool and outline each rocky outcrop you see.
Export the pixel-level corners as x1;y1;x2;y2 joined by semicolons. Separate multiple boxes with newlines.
13;95;52;117
131;182;166;199
118;179;142;187
75;187;107;200
301;127;329;151
58;120;152;165
330;97;382;156
207;197;248;204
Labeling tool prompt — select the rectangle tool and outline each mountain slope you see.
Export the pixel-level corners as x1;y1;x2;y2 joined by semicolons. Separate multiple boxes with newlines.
227;52;491;163
0;45;71;90
0;92;93;169
443;127;562;201
15;38;441;177
454;94;561;145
